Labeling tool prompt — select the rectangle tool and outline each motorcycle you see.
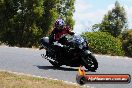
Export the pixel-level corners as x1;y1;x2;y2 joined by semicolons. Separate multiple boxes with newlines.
39;34;98;71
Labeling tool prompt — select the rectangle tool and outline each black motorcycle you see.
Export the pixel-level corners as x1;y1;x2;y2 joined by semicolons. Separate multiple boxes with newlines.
40;34;98;71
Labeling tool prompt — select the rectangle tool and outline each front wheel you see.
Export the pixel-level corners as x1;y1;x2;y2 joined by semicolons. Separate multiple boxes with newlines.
82;54;98;71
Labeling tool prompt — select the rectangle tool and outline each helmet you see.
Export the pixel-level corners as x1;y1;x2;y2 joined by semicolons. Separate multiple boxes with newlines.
54;18;65;29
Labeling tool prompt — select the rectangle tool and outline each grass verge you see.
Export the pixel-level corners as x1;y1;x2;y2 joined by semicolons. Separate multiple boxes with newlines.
0;71;83;88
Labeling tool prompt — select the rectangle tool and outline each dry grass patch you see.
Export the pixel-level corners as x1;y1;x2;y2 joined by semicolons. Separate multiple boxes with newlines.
0;71;84;88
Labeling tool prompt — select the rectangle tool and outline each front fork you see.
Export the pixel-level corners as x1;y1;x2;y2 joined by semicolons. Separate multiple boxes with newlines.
81;49;92;65
81;49;92;57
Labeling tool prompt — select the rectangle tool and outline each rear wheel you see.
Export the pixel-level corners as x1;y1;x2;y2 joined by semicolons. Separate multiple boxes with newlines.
83;54;98;71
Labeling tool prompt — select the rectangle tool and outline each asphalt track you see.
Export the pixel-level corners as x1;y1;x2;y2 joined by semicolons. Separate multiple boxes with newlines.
0;46;132;88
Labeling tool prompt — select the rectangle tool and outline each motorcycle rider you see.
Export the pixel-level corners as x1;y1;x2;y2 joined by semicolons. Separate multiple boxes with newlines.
49;18;74;46
48;18;75;59
40;18;74;50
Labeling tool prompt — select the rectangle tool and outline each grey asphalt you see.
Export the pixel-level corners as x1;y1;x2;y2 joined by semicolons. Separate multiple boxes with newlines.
0;46;132;88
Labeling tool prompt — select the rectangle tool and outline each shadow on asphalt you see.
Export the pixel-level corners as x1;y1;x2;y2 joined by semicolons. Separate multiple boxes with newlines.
36;65;78;71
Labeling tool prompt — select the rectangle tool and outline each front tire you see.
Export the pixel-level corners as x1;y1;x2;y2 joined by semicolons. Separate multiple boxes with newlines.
83;54;98;71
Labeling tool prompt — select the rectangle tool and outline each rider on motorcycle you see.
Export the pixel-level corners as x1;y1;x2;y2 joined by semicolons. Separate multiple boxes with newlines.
39;18;74;50
49;18;74;46
48;18;74;58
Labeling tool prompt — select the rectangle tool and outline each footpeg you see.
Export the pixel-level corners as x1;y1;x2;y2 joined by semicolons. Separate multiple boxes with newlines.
41;54;45;58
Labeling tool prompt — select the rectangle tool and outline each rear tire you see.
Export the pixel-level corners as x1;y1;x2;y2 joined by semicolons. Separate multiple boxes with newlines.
83;54;98;71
